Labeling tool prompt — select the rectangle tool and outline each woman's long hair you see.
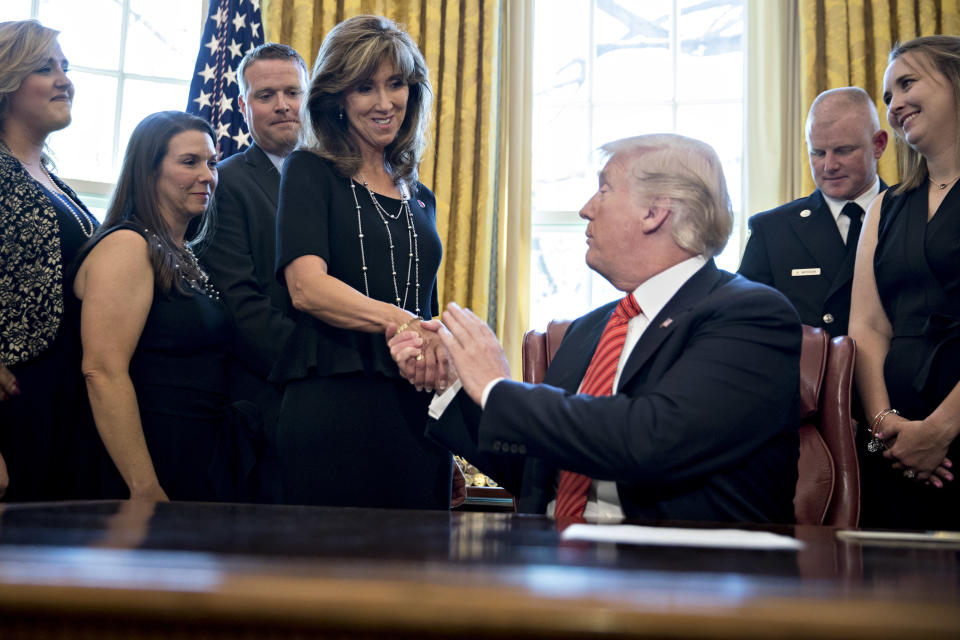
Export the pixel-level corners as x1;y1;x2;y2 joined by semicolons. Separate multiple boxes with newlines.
301;15;432;189
95;110;217;296
887;35;960;192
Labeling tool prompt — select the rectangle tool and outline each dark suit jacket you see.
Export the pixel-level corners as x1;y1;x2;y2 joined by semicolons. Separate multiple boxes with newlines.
204;143;295;427
427;261;802;524
738;183;886;336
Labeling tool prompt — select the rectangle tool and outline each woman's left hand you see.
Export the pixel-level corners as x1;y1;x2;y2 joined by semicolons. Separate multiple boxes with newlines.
0;364;19;401
882;414;955;486
0;449;8;499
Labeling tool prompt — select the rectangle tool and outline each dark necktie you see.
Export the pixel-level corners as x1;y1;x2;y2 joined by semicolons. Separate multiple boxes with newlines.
841;201;864;247
553;293;643;519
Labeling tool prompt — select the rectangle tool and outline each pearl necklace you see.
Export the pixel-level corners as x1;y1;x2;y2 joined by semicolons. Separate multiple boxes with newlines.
40;164;94;238
144;228;221;301
349;177;420;314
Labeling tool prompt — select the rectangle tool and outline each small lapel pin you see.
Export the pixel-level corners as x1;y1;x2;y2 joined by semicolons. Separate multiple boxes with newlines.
417;199;426;208
800;209;811;218
659;318;673;328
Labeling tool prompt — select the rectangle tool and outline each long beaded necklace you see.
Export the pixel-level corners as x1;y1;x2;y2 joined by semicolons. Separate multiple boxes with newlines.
0;139;95;238
349;175;420;315
40;164;94;238
143;228;221;301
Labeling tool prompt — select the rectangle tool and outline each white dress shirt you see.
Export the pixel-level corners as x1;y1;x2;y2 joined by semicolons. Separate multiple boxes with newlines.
821;177;881;244
264;150;286;173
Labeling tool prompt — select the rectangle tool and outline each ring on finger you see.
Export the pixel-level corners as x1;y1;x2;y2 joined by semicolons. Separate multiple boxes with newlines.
416;353;424;361
904;469;916;479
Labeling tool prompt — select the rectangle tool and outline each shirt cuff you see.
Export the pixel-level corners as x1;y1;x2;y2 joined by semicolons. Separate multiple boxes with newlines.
480;377;506;409
428;379;463;419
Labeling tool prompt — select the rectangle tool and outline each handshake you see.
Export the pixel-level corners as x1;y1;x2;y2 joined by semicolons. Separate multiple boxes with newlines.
386;302;511;405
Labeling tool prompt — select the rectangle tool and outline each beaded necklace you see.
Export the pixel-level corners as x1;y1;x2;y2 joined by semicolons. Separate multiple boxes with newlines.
40;164;95;238
143;228;221;301
0;139;95;238
349;175;420;315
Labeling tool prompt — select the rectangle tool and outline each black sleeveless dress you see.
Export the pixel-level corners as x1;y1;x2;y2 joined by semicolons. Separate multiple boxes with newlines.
862;183;960;530
92;225;265;502
0;183;104;501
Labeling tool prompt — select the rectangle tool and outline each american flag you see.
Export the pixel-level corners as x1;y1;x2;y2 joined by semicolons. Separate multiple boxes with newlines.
185;0;264;160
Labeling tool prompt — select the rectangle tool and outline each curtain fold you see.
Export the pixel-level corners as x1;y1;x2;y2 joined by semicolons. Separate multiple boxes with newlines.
798;0;960;195
743;0;802;247
263;0;506;334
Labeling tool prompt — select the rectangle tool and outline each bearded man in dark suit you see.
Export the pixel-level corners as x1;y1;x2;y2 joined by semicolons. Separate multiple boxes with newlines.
739;87;889;336
390;134;802;524
204;44;307;437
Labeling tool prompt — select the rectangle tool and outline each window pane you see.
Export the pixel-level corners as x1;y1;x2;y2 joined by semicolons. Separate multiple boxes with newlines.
117;78;192;159
676;102;742;210
593;104;672;148
677;0;743;101
0;1;32;21
593;0;673;103
533;0;590;101
676;102;743;270
38;0;122;70
530;227;619;331
124;0;201;79
47;71;118;183
530;229;590;330
532;103;594;212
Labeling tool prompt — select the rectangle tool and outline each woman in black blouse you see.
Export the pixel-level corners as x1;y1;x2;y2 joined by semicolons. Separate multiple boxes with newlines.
850;35;960;529
0;20;102;500
274;15;454;509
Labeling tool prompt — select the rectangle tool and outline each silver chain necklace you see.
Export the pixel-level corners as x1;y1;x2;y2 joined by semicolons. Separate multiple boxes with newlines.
350;176;420;314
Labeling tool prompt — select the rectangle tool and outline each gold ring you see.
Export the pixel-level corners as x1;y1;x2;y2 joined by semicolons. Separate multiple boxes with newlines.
416;353;424;361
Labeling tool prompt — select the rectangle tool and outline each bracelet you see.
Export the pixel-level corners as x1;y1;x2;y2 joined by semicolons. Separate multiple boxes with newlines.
396;318;421;335
871;408;900;437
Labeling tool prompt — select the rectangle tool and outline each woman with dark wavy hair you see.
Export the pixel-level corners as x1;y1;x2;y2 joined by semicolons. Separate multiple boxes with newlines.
274;15;454;509
850;35;960;529
0;19;102;501
75;111;252;502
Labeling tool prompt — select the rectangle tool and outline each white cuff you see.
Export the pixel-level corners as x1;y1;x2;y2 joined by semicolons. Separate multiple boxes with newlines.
480;377;506;409
428;379;463;419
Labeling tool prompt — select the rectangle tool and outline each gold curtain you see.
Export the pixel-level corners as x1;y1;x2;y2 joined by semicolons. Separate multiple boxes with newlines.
798;0;960;195
262;0;506;331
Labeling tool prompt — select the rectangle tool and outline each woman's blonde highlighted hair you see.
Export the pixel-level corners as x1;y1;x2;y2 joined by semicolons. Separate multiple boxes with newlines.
886;35;960;193
301;15;432;189
0;20;61;165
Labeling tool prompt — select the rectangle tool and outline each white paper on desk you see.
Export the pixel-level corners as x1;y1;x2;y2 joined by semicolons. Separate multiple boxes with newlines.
561;524;804;550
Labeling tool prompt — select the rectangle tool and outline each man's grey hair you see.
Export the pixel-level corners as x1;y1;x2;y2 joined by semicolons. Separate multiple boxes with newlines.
600;134;733;258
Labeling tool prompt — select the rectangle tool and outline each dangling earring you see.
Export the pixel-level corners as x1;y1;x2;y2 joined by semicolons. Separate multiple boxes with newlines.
338;108;344;121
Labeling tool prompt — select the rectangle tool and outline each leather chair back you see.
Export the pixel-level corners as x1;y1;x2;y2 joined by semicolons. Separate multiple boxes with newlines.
520;321;860;527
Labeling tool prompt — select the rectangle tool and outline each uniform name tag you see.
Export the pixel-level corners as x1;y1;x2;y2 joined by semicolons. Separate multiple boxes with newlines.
791;268;821;276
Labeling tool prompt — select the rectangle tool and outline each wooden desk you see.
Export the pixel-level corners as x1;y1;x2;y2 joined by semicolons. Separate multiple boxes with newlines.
0;501;956;639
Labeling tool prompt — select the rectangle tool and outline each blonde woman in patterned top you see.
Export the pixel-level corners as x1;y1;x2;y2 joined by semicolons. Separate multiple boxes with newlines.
0;19;102;501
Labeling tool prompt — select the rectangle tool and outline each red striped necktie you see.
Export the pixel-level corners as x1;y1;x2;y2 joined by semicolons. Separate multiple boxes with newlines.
553;293;643;519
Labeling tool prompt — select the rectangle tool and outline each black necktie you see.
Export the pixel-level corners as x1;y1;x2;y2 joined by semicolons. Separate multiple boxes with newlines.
841;202;864;247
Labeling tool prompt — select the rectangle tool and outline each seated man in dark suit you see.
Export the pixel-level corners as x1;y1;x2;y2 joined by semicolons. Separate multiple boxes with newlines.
739;87;888;336
391;134;801;524
205;43;307;433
